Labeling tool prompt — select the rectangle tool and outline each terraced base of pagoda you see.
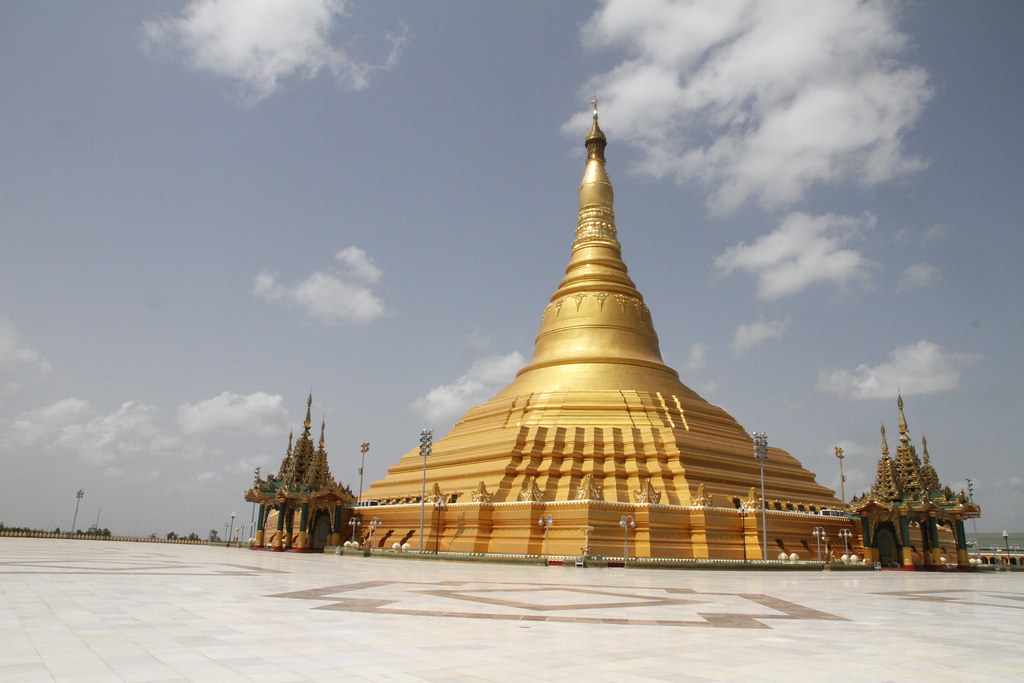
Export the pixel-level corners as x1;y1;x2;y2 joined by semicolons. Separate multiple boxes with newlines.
353;500;863;561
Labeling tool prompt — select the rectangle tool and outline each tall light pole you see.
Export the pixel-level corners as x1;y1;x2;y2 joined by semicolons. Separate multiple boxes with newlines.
228;512;236;545
433;498;446;554
538;514;554;559
619;515;636;560
812;527;828;563
753;432;769;560
250;466;260;534
418;429;432;552
357;442;370;505
834;446;846;504
1004;530;1010;554
71;489;84;536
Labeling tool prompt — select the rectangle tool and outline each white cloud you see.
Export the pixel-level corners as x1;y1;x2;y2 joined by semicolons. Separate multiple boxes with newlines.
896;263;939;292
335;247;382;283
570;0;931;213
412;352;525;424
0;319;53;395
731;318;789;356
6;399;167;466
817;340;981;400
177;391;289;437
142;0;407;102
253;245;385;324
682;343;707;372
715;212;875;299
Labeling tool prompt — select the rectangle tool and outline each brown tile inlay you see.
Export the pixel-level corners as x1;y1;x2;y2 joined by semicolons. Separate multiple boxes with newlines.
268;580;849;629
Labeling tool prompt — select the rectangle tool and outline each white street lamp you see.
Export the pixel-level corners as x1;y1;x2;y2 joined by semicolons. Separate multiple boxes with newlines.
538;514;554;560
368;517;382;552
837;528;852;559
433;498;446;554
619;515;636;560
348;516;361;545
812;526;828;563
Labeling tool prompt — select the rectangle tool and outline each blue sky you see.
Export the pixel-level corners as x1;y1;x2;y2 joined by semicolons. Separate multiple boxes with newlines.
1;1;1020;538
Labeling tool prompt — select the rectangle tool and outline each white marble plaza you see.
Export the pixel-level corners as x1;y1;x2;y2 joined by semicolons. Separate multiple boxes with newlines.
1;538;1021;682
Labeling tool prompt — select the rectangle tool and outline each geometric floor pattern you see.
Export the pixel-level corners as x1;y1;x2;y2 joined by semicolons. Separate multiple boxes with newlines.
2;538;1022;681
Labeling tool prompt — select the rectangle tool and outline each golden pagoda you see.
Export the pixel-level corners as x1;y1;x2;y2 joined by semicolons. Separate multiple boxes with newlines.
357;105;859;561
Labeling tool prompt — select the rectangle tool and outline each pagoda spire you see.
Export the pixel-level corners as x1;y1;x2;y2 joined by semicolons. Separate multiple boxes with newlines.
496;103;690;397
319;418;326;450
303;393;312;436
897;391;909;444
880;423;889;457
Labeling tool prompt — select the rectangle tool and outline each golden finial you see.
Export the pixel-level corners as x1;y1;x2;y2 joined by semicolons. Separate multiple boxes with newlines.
319;418;326;449
921;434;929;463
880;422;889;457
897;391;909;444
303;393;312;432
287;429;293;455
585;94;606;161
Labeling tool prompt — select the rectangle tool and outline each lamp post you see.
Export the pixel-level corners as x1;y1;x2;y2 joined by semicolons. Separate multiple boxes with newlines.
838;528;852;558
348;516;361;545
580;525;594;560
619;515;636;560
1004;530;1010;554
812;526;828;563
433;498;446;554
250;466;260;530
367;517;382;551
753;432;769;560
834;446;846;505
418;429;432;552
358;442;369;505
71;489;84;536
738;506;748;563
228;512;236;546
538;514;554;559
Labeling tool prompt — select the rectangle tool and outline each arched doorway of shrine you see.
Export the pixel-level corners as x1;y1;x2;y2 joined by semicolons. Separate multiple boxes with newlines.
310;511;332;551
875;523;900;567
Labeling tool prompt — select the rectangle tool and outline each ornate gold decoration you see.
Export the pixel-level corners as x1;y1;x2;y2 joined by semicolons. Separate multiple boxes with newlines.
518;476;544;502
426;482;444;503
691;483;711;507
633;477;662;504
471;481;492;503
742;487;761;510
575;473;603;501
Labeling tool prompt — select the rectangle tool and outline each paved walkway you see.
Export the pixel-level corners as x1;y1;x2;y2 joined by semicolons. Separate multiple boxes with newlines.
1;538;1021;681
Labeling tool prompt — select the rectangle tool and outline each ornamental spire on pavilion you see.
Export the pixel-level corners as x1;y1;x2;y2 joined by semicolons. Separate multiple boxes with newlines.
360;105;846;559
870;424;901;501
892;392;925;496
852;395;980;569
245;394;353;552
